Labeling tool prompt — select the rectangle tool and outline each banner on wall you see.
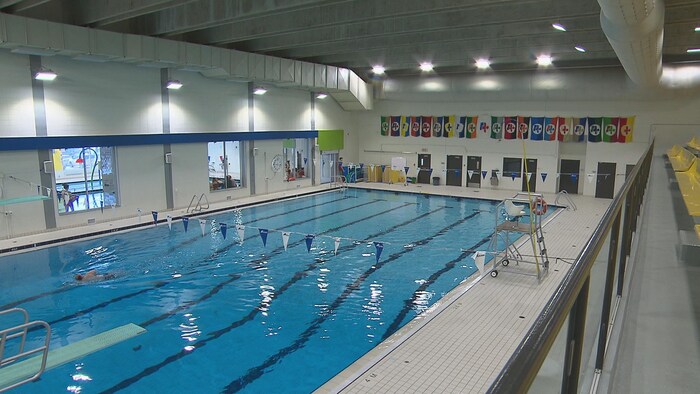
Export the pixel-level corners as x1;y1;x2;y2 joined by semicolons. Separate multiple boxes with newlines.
587;117;602;142
503;116;517;140
572;117;586;142
410;116;421;137
400;116;410;137
602;117;619;142
444;115;455;138
517;116;530;139
617;116;634;143
466;116;478;139
530;117;544;141
433;116;444;137
380;116;389;136
390;116;401;136
544;117;557;141
457;116;467;138
491;116;503;139
421;116;432;138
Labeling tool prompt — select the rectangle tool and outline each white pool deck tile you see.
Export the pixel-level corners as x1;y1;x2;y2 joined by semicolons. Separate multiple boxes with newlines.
0;182;609;394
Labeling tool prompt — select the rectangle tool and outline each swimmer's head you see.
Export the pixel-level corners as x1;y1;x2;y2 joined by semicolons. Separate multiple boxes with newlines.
75;274;84;281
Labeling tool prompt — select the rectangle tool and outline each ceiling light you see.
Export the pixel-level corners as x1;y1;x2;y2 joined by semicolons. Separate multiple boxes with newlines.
552;23;567;32
574;45;587;53
316;93;328;99
371;65;385;74
695;27;700;32
253;87;267;95
536;55;553;66
475;58;491;69
166;80;183;90
34;69;57;81
687;48;700;53
419;62;434;72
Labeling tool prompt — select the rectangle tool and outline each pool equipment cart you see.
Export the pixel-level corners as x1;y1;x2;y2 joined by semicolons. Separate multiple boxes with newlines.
489;193;550;282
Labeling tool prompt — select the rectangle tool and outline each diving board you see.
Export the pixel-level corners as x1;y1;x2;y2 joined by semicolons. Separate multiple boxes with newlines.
0;323;145;391
0;195;51;206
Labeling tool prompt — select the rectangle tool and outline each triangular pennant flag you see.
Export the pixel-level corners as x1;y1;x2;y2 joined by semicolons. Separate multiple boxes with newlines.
220;223;228;239
468;170;474;178
304;157;308;165
282;232;290;251
166;215;172;230
151;211;158;225
526;172;532;181
182;217;189;232
236;224;245;243
482;170;488;179
305;234;315;252
474;251;486;274
199;219;207;237
511;173;516;181
404;166;409;175
373;242;384;262
587;173;595;183
334;237;341;255
359;163;364;169
541;172;548;182
259;228;269;247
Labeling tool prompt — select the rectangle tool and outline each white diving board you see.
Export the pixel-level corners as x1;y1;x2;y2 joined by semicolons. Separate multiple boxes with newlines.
0;195;51;206
0;323;146;391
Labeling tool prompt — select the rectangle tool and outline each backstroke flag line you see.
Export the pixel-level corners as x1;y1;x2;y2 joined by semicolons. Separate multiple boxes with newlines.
199;219;207;237
282;232;290;251
236;224;245;243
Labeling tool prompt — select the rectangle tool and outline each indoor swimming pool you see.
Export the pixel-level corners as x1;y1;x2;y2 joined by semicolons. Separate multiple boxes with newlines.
0;189;550;393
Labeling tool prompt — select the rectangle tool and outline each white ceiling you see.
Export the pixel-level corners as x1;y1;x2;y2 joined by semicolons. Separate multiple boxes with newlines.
2;0;699;79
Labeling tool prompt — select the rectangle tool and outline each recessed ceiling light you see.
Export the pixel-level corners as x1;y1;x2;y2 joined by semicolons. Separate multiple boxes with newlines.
687;48;700;53
574;46;587;53
475;58;491;69
253;87;267;95
34;69;57;81
536;55;553;66
419;62;434;72
552;23;567;32
166;80;182;89
316;93;328;99
695;26;700;32
371;65;385;74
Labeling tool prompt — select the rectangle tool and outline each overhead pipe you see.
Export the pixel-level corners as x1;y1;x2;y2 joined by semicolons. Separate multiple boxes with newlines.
598;0;664;87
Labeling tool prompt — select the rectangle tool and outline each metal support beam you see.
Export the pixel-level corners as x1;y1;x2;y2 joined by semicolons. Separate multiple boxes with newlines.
561;276;590;393
160;68;174;210
75;0;199;27
595;211;621;370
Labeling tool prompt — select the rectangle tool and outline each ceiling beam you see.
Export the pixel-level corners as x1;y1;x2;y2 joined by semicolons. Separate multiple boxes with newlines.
1;0;51;12
71;0;199;27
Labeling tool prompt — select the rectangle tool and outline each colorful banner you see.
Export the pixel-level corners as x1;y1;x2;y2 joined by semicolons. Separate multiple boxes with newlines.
517;116;530;139
544;117;558;141
421;116;432;138
558;117;573;142
617;116;634;143
400;116;410;137
432;116;444;137
466;116;478;139
444;115;455;138
457;116;467;138
587;117;603;142
410;116;421;137
602;117;619;142
491;116;503;139
374;242;384;262
572;117;586;142
530;117;544;141
503;116;517;140
259;228;269;246
479;119;490;135
390;116;401;136
380;116;389;136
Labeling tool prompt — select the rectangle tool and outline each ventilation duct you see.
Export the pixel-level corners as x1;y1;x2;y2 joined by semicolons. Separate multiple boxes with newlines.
0;12;372;111
598;0;664;87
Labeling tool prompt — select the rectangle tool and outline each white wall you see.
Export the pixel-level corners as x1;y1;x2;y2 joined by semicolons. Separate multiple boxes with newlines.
42;56;162;135
316;96;358;163
254;87;310;131
0;50;35;137
0;151;46;236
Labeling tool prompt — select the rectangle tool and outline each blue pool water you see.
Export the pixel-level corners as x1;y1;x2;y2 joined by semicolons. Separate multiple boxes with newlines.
0;190;542;393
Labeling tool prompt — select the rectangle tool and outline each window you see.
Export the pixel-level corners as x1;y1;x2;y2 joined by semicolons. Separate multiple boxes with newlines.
282;138;310;181
503;157;522;178
208;141;241;191
53;147;118;213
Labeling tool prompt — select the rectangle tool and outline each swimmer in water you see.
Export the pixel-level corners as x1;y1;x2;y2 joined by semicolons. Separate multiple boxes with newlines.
75;269;115;282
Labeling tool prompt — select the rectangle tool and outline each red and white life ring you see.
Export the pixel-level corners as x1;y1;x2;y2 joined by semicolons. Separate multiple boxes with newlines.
531;196;548;215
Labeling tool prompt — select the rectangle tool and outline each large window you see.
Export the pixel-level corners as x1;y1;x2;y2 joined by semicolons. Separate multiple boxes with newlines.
208;141;241;191
53;147;118;213
282;138;310;181
503;157;522;179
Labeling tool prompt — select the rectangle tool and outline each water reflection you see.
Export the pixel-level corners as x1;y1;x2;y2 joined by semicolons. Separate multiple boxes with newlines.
179;313;200;343
259;284;275;316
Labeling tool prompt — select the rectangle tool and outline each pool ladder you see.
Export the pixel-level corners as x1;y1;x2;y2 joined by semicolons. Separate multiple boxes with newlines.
0;308;51;393
187;193;210;214
554;190;578;211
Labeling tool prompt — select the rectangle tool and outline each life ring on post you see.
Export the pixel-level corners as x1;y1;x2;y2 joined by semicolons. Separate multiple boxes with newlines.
531;196;548;215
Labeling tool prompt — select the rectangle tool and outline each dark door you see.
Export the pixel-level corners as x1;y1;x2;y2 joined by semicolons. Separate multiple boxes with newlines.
521;158;537;192
446;155;463;186
595;162;616;198
417;154;431;184
625;164;635;180
559;159;580;194
467;156;482;188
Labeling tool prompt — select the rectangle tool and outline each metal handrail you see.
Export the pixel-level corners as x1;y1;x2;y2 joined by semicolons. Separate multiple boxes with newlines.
488;140;654;393
554;190;578;211
186;194;210;214
0;308;52;393
186;194;197;213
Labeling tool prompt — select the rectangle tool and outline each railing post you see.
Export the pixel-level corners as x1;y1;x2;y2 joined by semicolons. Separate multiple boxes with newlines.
616;193;632;297
595;211;621;370
561;276;590;393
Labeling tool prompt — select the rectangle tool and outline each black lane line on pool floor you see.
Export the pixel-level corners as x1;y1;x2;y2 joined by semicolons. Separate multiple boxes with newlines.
100;204;447;394
0;195;350;311
22;199;392;337
380;233;494;341
220;211;484;393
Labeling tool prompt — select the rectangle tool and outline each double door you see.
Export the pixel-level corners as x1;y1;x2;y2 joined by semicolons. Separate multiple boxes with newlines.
446;155;463;186
467;156;482;188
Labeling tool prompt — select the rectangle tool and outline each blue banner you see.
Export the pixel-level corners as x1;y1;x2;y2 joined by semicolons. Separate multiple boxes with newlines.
182;217;189;232
220;223;227;239
305;234;315;252
259;228;269;247
530;117;544;141
374;242;384;262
